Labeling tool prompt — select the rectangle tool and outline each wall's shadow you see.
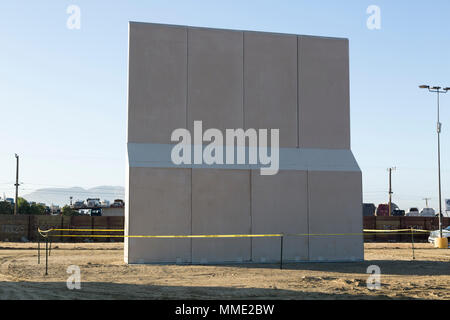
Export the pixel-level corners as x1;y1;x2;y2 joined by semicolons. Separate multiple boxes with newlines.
0;281;401;300
173;259;450;277
278;260;450;276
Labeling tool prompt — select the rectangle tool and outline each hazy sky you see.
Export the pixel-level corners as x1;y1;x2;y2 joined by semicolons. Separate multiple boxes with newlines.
1;0;450;211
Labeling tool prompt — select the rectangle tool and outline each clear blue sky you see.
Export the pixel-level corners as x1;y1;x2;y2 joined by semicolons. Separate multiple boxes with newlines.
1;0;450;211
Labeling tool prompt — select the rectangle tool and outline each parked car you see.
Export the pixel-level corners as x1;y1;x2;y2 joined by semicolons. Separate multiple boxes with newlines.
73;200;85;209
376;203;399;216
420;208;436;217
406;208;420;217
90;208;102;216
392;209;405;217
86;198;101;208
376;204;389;216
428;226;450;245
111;199;125;208
363;203;376;216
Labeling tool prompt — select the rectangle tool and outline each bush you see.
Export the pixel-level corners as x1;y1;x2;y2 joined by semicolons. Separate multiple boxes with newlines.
61;205;80;216
0;201;13;214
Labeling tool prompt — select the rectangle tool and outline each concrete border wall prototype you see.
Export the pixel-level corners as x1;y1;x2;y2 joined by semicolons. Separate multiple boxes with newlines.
126;22;363;264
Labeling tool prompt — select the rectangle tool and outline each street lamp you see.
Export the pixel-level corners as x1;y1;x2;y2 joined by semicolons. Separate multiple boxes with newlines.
419;85;449;241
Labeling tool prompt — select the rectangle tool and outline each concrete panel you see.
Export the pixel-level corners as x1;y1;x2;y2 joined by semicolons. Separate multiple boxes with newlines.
127;167;191;263
308;171;364;261
244;32;298;148
187;28;243;133
191;169;251;263
298;36;350;149
128;22;187;143
251;170;309;262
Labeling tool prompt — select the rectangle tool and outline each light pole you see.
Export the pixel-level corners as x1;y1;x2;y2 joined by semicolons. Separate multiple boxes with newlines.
387;167;396;216
419;85;449;240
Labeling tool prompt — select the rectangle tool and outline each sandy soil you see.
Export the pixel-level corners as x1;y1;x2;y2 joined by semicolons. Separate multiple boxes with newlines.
0;242;448;300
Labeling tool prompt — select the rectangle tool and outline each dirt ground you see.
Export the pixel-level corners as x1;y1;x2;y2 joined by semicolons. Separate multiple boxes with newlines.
0;242;448;300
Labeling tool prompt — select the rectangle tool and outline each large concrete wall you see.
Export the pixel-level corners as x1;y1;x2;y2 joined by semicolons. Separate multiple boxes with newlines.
126;22;363;264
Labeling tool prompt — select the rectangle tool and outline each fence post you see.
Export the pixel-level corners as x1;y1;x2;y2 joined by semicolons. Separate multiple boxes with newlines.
91;216;94;242
280;235;284;270
107;217;110;242
38;238;40;264
60;215;64;242
45;237;48;276
411;227;415;260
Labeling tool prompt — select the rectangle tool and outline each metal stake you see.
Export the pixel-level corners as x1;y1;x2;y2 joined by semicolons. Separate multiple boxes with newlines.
280;235;284;270
45;237;48;276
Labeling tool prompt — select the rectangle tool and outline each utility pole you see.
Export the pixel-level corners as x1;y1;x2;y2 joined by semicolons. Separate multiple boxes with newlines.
423;198;431;208
388;167;396;216
14;154;19;215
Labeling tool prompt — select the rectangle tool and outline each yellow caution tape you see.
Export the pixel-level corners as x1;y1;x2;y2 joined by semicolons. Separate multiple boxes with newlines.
38;228;432;239
47;234;283;238
41;228;125;232
363;229;430;233
44;232;431;239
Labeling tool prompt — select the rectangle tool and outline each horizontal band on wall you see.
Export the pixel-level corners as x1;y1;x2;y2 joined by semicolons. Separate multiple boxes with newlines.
127;143;360;172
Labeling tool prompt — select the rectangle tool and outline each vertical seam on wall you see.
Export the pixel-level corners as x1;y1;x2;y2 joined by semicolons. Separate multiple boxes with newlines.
242;31;245;130
297;36;300;149
249;171;252;262
186;27;189;130
243;32;252;262
347;39;351;150
190;168;193;263
306;170;310;261
186;27;193;263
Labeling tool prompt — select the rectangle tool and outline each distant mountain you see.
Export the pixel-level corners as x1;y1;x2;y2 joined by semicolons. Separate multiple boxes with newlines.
22;186;125;207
